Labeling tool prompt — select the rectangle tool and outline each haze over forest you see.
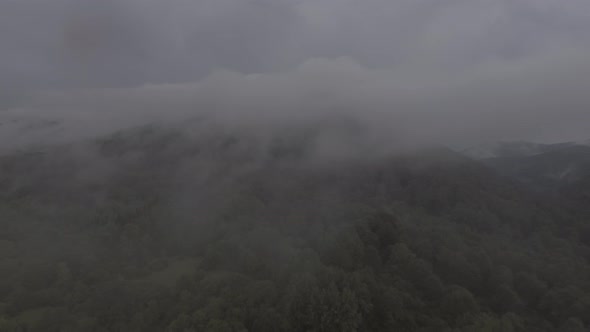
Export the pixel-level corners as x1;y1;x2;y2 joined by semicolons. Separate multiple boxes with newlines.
1;1;590;331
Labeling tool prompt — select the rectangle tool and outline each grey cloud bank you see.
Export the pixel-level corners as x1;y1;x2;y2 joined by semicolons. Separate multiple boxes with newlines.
3;0;590;89
1;0;590;149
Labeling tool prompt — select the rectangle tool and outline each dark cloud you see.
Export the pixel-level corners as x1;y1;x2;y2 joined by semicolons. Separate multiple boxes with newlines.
2;0;590;89
1;0;590;147
0;0;303;91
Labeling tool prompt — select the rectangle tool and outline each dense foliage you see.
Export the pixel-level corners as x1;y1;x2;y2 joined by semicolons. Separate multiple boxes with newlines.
1;127;589;331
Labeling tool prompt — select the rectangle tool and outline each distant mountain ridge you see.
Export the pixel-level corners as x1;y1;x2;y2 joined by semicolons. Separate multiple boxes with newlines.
461;140;590;160
460;140;590;203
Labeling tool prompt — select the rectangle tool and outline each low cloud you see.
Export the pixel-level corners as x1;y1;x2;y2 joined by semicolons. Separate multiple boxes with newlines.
2;49;590;153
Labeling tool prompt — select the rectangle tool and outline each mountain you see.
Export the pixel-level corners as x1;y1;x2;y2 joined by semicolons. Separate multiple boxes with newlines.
485;145;590;185
461;140;590;200
1;126;590;331
460;141;582;160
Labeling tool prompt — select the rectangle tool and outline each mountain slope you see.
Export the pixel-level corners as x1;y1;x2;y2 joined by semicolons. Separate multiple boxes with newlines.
484;145;590;187
1;126;589;332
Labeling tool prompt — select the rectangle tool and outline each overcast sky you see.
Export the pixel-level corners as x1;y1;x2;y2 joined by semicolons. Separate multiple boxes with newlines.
1;0;590;148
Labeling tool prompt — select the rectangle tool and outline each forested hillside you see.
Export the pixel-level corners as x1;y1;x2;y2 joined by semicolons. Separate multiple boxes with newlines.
1;125;589;332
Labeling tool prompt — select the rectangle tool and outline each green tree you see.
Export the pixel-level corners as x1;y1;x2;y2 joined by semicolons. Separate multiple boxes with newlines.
441;286;478;325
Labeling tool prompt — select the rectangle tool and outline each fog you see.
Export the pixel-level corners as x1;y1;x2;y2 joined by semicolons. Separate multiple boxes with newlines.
2;0;590;153
3;2;590;330
0;0;590;149
2;52;590;153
